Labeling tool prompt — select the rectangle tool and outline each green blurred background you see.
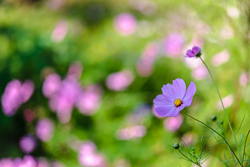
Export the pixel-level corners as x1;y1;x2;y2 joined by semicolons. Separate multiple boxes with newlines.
0;0;250;166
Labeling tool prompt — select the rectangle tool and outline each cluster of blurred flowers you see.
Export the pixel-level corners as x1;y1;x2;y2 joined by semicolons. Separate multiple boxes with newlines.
1;80;34;116
43;62;102;124
78;141;106;167
0;155;64;167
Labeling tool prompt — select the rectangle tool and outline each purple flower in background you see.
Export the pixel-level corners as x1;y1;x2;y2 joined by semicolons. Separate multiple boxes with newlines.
67;61;83;80
163;33;185;57
19;135;37;154
37;158;49;167
114;13;137;36
153;78;196;117
192;65;208;80
42;73;61;98
76;85;102;115
1;80;34;116
20;80;34;103
211;50;230;66
0;158;14;167
164;114;183;132
51;20;68;43
16;155;36;167
49;79;81;123
185;46;202;58
36;119;54;142
78;141;106;167
115;125;146;140
137;42;159;77
106;70;134;91
239;72;249;86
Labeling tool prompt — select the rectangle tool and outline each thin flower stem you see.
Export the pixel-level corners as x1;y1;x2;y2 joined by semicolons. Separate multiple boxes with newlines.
242;130;250;166
199;57;242;162
182;109;242;166
177;149;202;167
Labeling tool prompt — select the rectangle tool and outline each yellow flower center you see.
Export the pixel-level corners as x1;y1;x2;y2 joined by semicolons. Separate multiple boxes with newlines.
174;98;182;107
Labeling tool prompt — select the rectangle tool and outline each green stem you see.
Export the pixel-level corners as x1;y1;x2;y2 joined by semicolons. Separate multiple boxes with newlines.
242;130;250;166
177;149;202;167
182;109;242;166
199;57;242;163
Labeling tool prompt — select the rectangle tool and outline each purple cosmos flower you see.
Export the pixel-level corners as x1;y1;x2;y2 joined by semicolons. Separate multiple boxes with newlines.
185;46;202;58
19;135;37;154
153;78;196;117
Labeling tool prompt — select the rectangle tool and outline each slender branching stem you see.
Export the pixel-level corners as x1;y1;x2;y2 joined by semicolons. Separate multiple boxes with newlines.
242;130;250;166
182;109;242;166
177;149;202;167
199;57;242;165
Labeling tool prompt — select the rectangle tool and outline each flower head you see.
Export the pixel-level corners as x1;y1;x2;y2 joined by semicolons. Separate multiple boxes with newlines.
185;46;202;58
153;78;196;117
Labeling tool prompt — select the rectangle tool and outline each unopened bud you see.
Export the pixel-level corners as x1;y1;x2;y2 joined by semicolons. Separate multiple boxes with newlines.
211;115;217;121
173;143;180;149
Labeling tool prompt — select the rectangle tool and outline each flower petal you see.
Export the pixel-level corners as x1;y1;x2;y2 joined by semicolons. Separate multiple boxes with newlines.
182;82;196;107
192;46;201;54
186;50;195;57
161;84;176;99
155;105;176;117
167;105;186;117
172;78;186;99
153;95;173;108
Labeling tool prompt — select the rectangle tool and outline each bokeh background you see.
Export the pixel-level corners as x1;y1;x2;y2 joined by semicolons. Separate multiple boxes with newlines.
0;0;250;166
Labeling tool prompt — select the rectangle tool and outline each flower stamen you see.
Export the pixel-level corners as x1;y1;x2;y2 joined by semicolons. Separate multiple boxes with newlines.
174;98;182;107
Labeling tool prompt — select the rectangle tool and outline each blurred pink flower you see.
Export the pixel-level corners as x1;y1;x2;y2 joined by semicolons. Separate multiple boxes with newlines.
164;115;183;132
42;73;61;98
49;79;81;123
182;132;197;146
76;86;102;115
239;72;249;86
128;0;157;16
217;94;234;110
37;158;49;167
192;65;208;80
106;70;134;91
115;125;146;140
211;50;230;66
67;61;83;80
0;158;14;167
19;135;37;154
52;161;65;167
78;141;106;167
16;155;36;167
114;13;137;36
163;33;185;57
20;80;34;103
227;7;240;18
220;25;234;39
47;0;64;10
51;20;68;42
136;42;159;77
1;80;34;116
36;119;54;142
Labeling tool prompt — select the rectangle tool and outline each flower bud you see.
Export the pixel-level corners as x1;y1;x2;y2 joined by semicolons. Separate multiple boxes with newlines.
173;143;180;149
211;115;217;121
219;120;224;125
